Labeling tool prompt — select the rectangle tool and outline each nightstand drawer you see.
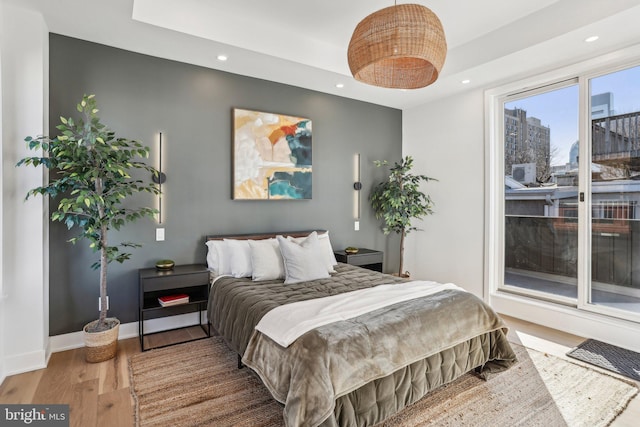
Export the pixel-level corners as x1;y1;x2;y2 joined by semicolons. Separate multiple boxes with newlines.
141;271;209;292
334;248;384;272
348;252;383;266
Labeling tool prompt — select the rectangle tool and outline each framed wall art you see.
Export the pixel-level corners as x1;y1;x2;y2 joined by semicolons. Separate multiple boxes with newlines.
233;108;312;200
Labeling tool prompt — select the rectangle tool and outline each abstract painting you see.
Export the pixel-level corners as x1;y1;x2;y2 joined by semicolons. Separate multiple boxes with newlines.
233;108;312;200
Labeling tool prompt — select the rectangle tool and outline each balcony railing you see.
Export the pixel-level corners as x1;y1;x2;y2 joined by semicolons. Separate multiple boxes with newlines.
505;215;640;288
592;112;640;168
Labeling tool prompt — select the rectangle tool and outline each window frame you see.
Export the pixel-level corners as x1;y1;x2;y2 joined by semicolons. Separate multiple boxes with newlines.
484;47;640;324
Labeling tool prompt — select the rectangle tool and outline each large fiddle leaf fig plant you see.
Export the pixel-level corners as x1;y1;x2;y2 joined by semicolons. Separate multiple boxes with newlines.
370;156;436;276
17;94;159;332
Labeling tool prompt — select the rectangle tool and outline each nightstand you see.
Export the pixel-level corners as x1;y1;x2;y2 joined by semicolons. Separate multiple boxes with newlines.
334;248;383;272
138;264;211;351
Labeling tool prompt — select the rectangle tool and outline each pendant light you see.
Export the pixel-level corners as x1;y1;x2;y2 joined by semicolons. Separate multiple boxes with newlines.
347;2;447;89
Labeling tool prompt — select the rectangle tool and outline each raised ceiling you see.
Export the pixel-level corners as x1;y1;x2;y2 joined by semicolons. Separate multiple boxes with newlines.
7;0;640;109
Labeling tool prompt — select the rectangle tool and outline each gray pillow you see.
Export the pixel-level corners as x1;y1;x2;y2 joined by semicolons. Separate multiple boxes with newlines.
249;238;285;281
287;231;337;273
277;232;330;284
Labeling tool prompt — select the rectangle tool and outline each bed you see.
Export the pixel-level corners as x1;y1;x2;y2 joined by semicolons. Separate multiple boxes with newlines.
205;231;517;427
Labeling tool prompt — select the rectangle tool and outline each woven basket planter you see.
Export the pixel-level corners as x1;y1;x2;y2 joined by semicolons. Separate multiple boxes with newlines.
83;318;120;363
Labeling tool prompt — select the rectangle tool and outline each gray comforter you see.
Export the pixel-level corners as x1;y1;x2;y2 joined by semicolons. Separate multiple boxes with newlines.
207;264;516;427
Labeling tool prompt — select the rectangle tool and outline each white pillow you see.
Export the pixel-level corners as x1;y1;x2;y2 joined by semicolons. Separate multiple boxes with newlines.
277;232;330;284
288;231;337;273
216;241;233;276
224;239;253;278
205;240;218;271
205;240;230;275
249;239;285;281
319;232;338;267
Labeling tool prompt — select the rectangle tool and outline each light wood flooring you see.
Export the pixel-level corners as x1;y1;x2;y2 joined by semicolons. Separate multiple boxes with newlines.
1;318;638;426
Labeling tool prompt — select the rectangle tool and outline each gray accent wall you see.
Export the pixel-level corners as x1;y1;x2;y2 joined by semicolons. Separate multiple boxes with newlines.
48;34;402;335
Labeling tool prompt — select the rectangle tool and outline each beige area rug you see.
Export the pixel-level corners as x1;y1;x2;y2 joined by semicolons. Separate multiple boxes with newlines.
129;336;638;427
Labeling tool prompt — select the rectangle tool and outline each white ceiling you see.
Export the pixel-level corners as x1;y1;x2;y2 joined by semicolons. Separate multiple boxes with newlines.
6;0;640;109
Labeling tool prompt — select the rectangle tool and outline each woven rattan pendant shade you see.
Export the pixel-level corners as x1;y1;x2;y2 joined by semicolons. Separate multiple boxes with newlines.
348;4;447;89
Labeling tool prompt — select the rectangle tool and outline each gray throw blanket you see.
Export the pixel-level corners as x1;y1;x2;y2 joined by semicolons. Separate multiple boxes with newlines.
242;288;516;427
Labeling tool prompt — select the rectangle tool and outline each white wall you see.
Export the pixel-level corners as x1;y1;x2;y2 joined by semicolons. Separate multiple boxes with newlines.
0;0;6;385
403;89;486;297
1;3;49;378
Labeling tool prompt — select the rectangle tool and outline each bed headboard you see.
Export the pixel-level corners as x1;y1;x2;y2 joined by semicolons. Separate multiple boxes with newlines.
205;230;327;242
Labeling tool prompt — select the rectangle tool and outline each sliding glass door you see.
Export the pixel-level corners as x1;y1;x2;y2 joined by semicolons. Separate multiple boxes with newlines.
496;63;640;322
587;65;640;317
502;83;579;303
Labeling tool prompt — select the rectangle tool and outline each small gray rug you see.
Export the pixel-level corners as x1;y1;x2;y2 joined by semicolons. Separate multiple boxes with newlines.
567;339;640;381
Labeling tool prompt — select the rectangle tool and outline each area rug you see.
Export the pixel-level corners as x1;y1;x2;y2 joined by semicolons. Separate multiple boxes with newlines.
567;339;640;382
129;336;638;427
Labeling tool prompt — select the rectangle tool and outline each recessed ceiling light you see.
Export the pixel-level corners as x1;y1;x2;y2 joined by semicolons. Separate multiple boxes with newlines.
461;79;471;84
336;83;344;88
217;55;228;61
585;36;599;43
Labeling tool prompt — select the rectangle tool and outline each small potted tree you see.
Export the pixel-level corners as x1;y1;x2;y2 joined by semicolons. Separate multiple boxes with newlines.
370;156;436;277
17;94;159;362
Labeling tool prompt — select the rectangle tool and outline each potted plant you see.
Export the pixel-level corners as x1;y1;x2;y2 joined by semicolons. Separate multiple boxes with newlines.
370;156;436;277
17;94;159;362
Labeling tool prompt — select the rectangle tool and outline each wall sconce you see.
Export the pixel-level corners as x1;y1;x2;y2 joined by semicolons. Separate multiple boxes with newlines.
152;132;167;223
353;153;362;220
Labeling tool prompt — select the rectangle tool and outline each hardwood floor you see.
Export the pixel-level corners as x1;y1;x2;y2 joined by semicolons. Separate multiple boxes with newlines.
0;327;205;427
0;336;138;427
1;319;638;426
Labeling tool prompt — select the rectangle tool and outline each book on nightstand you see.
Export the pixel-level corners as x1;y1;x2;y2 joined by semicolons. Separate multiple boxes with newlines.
158;294;190;307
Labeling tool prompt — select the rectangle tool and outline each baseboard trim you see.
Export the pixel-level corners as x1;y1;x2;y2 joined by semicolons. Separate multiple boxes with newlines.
491;292;640;352
4;349;47;377
49;311;206;353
